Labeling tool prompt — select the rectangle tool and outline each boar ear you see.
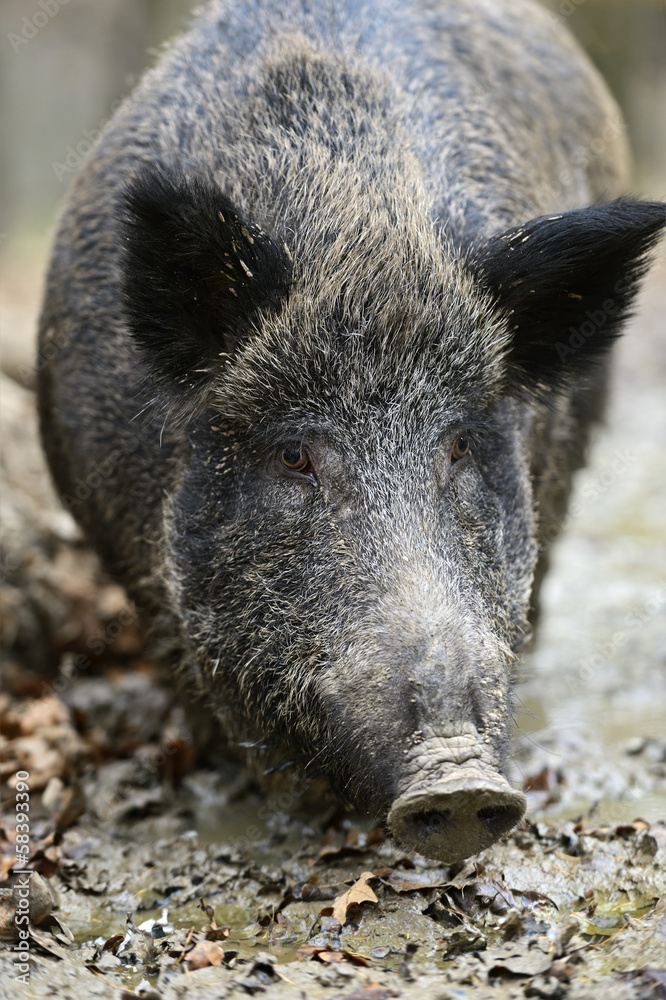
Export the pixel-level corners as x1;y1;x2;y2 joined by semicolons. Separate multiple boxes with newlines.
118;165;292;401
469;200;665;396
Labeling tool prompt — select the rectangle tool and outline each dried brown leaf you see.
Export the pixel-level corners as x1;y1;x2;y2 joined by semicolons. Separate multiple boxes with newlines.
28;926;70;960
186;939;227;970
487;945;553;978
378;868;452;893
102;932;125;954
0;895;15;937
205;925;230;941
296;941;373;966
319;949;345;963
332;872;378;926
2;695;70;738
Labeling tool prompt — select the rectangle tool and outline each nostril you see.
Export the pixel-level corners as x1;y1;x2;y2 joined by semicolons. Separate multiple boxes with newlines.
411;809;451;838
476;803;523;839
388;772;527;863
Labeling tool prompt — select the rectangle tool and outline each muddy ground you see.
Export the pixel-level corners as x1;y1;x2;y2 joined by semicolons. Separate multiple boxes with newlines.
0;250;665;999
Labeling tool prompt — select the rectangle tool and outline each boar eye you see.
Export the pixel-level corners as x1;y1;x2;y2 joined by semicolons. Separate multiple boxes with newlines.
280;446;314;478
451;434;470;463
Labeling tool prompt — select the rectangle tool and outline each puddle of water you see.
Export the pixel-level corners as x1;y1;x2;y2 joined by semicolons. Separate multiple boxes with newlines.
574;891;657;937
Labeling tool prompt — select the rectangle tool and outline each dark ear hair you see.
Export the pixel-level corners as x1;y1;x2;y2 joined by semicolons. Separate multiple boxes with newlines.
118;164;292;402
469;200;665;397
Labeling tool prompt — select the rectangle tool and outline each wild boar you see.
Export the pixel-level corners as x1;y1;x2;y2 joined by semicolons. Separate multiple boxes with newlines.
37;0;665;861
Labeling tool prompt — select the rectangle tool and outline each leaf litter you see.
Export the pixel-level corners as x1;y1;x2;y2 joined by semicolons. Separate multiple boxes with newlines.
2;351;666;998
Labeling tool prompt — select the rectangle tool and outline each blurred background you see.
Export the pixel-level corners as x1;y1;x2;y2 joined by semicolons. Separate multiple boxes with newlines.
0;0;663;376
0;0;664;379
0;0;664;252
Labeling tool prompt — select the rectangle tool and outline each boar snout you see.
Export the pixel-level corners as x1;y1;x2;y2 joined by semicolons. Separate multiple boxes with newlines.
321;615;526;861
388;759;526;863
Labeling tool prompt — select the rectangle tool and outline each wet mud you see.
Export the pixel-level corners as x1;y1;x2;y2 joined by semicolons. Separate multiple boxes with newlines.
1;256;664;998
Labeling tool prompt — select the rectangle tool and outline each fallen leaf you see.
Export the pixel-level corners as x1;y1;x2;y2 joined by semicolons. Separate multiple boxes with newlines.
296;941;374;966
101;933;125;955
474;880;518;915
303;881;333;901
198;896;230;939
186;939;227;970
47;913;74;946
519;889;558;912
295;941;330;961
444;877;520;917
487;946;553;978
0;895;15;936
440;927;486;959
378;868;452;893
319;949;345;963
205;925;230;941
318;843;371;860
448;860;480;885
523;766;559;792
332;872;378;926
2;695;70;738
370;946;390;960
28;926;70;960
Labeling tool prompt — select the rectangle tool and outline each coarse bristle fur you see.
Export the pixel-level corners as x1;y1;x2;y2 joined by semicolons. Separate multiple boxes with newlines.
37;0;665;858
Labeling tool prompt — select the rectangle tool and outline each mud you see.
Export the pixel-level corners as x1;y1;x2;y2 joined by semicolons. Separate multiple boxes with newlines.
1;252;664;999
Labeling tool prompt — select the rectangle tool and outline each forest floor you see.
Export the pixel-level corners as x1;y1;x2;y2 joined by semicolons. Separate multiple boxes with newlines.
1;248;665;999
